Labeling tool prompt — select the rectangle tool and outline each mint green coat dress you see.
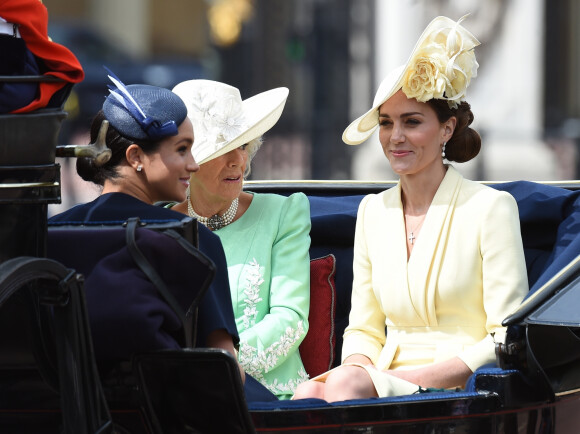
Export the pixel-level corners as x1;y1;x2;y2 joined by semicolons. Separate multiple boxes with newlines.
215;192;311;399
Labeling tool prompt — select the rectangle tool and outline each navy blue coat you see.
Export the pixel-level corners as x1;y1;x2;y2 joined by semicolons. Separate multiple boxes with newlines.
48;192;239;360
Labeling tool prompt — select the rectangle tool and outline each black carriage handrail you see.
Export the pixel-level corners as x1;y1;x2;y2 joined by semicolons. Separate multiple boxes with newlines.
503;254;580;326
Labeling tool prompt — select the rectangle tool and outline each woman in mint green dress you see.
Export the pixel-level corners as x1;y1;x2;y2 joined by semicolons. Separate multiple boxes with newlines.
171;80;311;399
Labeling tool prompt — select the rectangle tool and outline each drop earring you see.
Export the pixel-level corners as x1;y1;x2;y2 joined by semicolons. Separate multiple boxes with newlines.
441;142;446;159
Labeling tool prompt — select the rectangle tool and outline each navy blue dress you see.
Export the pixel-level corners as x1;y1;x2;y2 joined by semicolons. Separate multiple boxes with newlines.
49;192;278;402
48;192;239;352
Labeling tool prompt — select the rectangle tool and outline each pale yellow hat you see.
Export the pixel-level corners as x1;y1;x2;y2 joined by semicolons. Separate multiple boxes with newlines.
343;15;480;145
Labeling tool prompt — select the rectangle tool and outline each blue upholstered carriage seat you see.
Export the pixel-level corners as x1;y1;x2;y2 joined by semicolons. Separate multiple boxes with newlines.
258;180;580;410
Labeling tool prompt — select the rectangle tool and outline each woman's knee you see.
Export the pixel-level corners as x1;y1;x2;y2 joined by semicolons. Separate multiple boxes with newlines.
293;380;325;400
325;366;375;401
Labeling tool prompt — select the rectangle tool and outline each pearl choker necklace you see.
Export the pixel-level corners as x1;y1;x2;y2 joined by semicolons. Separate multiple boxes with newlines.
186;187;239;231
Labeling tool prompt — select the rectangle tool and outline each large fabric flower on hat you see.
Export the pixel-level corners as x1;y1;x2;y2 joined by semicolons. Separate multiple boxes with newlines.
402;15;479;108
190;87;248;152
211;92;247;144
342;15;481;145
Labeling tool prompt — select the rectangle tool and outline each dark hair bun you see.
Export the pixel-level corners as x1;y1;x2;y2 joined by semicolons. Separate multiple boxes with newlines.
426;99;481;163
75;110;138;186
76;156;104;185
445;101;481;163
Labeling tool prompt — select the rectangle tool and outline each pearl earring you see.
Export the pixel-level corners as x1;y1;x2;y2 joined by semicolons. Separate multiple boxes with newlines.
441;142;446;159
137;165;143;172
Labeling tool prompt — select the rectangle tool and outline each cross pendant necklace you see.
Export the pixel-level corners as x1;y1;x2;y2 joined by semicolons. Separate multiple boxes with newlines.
405;214;426;245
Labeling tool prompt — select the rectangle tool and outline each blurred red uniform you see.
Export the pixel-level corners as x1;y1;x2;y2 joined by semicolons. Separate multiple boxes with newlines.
0;0;83;113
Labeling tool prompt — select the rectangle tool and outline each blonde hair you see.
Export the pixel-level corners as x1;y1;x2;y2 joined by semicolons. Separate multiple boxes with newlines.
244;136;263;178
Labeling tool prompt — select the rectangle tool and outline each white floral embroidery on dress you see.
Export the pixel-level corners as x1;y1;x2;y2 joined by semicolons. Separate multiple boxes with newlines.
238;321;306;376
241;259;264;329
238;321;307;394
263;367;310;396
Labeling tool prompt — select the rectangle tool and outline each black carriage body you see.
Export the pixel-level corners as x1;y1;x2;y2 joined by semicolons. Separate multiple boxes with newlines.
250;393;580;434
0;109;64;261
0;101;114;433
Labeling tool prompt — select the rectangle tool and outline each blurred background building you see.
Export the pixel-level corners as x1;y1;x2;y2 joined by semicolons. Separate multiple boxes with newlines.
39;0;580;211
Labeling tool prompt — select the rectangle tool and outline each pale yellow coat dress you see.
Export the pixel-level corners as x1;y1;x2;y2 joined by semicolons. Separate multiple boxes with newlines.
338;166;529;396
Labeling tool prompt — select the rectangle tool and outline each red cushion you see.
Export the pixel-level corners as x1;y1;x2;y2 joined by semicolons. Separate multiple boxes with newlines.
299;254;337;377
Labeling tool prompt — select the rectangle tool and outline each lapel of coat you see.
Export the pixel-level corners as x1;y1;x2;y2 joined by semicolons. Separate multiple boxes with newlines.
379;183;426;325
407;166;463;325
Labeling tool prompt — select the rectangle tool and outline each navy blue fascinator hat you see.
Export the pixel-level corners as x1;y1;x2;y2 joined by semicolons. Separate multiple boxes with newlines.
103;68;187;141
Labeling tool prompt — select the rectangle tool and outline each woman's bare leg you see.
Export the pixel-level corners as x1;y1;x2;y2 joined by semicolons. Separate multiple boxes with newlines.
293;379;326;399
324;365;377;402
293;365;377;402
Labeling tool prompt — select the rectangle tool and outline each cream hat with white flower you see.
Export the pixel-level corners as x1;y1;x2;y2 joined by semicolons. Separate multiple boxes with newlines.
172;80;289;164
343;15;480;145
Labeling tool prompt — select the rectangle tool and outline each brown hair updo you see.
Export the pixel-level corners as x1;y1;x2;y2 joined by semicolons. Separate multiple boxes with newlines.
426;99;481;163
76;110;161;186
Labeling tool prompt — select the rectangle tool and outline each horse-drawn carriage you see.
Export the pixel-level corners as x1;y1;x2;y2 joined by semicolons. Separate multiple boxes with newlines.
1;81;580;433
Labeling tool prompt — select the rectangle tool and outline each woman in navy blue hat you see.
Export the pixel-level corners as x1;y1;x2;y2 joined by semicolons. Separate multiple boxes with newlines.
48;71;245;381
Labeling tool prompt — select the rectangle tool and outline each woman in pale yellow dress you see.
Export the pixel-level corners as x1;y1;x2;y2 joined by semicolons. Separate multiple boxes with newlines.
293;15;529;402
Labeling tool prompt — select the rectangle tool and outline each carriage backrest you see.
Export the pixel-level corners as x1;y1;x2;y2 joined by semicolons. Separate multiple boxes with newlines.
46;219;215;361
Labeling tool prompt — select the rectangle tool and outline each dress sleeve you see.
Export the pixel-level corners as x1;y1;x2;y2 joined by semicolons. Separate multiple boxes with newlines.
238;193;312;375
458;191;529;371
341;194;387;364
